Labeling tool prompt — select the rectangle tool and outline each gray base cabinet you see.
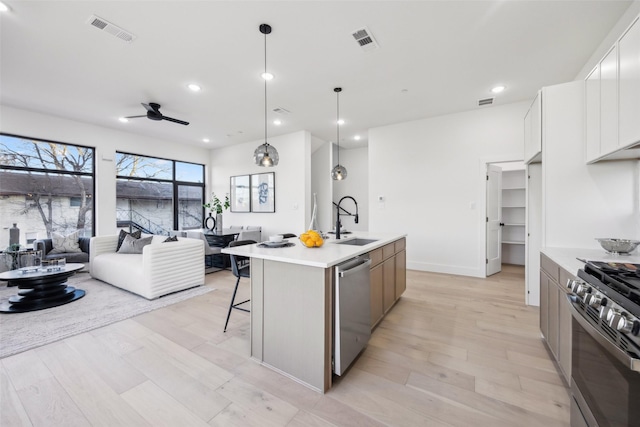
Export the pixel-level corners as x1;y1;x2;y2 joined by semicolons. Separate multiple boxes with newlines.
540;253;573;384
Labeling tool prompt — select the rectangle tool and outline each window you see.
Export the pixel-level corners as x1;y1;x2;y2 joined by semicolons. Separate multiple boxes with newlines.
115;152;204;234
0;134;95;242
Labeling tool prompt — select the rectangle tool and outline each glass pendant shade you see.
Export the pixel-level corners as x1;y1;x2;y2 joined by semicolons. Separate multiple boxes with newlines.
254;142;279;166
331;164;347;180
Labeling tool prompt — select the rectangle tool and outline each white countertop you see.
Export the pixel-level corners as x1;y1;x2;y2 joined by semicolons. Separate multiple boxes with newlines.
541;247;640;276
222;232;407;268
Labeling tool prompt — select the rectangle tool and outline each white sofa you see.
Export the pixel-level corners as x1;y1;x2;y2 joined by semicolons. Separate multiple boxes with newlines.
90;234;205;299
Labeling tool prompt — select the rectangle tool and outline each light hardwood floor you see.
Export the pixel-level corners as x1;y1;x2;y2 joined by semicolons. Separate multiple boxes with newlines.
1;264;569;426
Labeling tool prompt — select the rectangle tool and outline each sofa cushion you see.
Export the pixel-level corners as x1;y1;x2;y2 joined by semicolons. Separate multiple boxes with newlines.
117;235;153;254
49;231;82;254
47;252;89;263
116;229;141;252
163;235;178;243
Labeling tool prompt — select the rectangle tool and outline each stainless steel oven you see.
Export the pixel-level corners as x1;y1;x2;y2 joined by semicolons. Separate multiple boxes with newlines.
567;261;640;427
570;306;640;426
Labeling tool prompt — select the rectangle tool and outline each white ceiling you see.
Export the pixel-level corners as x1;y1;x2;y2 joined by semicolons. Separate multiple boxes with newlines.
0;1;632;150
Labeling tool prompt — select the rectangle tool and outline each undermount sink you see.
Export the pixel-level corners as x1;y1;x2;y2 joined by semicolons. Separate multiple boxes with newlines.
334;238;379;246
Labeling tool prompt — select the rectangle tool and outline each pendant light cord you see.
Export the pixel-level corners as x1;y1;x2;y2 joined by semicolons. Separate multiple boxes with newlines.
336;90;340;165
264;30;268;149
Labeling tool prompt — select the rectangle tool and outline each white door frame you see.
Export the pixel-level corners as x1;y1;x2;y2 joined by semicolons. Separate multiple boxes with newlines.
477;154;524;278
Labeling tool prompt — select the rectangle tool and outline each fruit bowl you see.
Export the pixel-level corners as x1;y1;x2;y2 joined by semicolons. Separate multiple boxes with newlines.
596;238;640;255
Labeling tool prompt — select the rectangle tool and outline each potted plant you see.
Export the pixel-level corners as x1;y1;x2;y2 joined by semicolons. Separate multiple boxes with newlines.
203;193;230;232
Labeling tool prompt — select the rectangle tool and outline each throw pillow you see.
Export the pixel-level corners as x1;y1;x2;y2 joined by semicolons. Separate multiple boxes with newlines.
116;229;142;252
163;235;178;243
117;235;153;254
49;231;82;254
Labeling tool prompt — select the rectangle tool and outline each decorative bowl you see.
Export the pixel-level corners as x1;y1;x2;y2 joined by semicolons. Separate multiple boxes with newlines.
595;238;640;255
269;235;284;243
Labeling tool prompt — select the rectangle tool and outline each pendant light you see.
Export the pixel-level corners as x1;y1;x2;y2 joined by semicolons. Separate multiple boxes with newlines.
331;87;347;180
253;23;279;167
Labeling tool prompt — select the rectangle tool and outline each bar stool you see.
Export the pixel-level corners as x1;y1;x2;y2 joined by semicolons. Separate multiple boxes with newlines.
224;239;256;332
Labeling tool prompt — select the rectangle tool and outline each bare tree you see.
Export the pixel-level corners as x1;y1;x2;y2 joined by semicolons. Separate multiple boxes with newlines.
0;137;93;237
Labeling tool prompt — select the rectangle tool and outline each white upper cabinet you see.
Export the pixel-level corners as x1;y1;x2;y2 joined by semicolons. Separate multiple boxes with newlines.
585;15;640;163
585;66;601;161
619;16;640;149
524;91;542;164
600;45;618;155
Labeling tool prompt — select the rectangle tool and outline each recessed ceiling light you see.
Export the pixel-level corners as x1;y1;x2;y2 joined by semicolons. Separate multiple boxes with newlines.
491;85;506;94
261;72;274;81
337;119;345;125
118;117;129;123
273;119;282;125
187;83;201;92
202;138;210;143
0;2;9;12
354;135;361;141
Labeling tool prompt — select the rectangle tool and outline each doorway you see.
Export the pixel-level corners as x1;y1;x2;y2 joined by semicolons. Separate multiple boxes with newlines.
485;161;526;277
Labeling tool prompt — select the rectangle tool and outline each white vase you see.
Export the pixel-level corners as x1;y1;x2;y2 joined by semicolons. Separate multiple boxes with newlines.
308;193;320;232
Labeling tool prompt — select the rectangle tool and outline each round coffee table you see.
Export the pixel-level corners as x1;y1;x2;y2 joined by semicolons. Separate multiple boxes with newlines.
0;263;85;313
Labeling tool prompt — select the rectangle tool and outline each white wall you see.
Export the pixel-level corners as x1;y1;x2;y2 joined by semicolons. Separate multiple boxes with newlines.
311;139;333;233
209;130;311;239
333;146;368;232
369;101;530;277
0;105;209;236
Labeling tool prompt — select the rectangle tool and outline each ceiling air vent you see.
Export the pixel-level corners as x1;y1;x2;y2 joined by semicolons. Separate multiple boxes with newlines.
478;97;494;106
273;107;291;115
87;15;136;43
351;26;379;52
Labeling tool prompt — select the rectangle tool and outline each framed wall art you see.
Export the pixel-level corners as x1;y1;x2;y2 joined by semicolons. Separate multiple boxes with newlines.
230;175;251;212
250;172;275;213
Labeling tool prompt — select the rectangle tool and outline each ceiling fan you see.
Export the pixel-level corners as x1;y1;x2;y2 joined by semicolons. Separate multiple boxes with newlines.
125;103;189;125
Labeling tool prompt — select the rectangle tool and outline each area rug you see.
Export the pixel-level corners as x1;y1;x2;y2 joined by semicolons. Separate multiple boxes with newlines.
0;273;212;358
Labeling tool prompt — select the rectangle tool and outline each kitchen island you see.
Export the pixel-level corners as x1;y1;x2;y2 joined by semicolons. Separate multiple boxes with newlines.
222;232;407;393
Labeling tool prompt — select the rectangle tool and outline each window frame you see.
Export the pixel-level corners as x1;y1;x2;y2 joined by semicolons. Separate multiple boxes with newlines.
0;132;96;238
115;151;205;232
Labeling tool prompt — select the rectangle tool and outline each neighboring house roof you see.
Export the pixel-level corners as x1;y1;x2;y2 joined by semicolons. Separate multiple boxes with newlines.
0;170;93;198
0;171;201;201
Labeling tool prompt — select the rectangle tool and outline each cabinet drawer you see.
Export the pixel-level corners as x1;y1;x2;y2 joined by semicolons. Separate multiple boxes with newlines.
540;253;559;283
394;238;406;253
559;268;575;294
382;243;395;260
370;248;383;267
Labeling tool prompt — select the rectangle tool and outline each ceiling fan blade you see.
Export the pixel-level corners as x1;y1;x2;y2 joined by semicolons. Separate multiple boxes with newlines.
142;103;161;113
162;116;190;126
124;115;147;119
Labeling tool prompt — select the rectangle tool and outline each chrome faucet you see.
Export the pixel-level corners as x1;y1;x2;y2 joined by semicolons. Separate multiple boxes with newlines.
335;196;359;240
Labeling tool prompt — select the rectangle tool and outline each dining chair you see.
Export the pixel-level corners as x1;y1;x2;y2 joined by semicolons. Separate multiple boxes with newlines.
238;226;261;243
185;230;222;272
224;239;256;332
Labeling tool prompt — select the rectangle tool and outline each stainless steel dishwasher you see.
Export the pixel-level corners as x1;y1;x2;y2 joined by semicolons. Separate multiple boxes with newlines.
334;255;371;375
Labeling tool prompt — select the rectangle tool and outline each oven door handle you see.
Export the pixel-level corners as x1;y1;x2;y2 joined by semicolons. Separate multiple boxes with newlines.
567;295;640;373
